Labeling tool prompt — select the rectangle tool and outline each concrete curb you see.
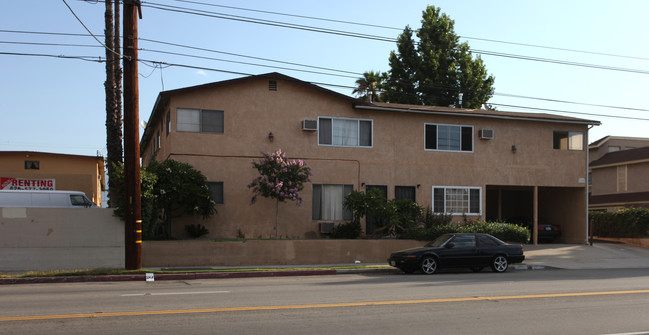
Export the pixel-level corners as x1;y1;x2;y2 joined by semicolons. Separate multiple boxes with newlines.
0;269;340;285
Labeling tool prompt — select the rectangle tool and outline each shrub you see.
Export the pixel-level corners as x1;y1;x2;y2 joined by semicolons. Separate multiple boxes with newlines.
329;221;362;239
399;221;530;244
590;208;649;237
185;224;210;238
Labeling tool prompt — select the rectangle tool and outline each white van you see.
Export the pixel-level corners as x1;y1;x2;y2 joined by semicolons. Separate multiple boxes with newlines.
0;190;98;208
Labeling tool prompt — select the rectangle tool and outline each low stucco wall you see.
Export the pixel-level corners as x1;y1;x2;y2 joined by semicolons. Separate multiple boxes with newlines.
0;207;124;272
143;239;424;267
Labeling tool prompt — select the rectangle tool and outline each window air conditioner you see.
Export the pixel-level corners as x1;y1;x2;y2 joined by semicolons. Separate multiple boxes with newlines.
479;129;494;140
319;222;335;234
302;119;318;131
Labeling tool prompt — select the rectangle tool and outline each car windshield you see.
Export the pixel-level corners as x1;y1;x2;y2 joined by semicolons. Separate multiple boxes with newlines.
425;234;454;247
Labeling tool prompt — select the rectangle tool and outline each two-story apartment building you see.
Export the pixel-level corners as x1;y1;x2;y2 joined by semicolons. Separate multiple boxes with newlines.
140;73;599;243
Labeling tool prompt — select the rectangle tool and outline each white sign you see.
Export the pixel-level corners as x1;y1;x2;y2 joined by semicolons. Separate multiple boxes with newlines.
1;177;55;190
145;273;155;282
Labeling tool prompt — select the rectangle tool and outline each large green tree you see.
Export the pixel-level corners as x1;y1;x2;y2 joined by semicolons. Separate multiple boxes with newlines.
380;6;495;109
110;159;216;239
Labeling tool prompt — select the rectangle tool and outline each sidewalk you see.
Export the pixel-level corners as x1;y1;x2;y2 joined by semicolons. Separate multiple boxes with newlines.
521;240;649;270
2;241;649;285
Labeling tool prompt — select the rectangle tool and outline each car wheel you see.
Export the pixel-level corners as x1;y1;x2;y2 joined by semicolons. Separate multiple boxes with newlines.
470;267;483;273
420;256;438;275
491;255;508;273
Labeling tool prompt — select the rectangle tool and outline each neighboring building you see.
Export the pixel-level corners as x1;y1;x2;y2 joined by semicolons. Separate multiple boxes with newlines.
588;136;649;163
140;73;599;243
0;151;105;206
589;146;649;211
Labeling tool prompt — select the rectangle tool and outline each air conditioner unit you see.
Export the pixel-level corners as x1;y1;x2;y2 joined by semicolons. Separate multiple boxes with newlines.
319;222;335;234
302;119;317;131
479;129;494;140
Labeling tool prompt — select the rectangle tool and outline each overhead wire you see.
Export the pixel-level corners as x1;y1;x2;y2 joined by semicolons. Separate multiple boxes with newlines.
3;29;648;117
5;3;648;122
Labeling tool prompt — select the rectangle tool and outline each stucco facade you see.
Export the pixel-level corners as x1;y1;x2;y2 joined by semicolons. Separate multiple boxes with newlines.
0;151;105;206
141;73;599;243
589;146;649;211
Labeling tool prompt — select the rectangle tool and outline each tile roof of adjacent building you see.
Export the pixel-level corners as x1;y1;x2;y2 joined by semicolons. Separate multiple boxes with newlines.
590;146;649;167
589;191;649;206
588;135;649;149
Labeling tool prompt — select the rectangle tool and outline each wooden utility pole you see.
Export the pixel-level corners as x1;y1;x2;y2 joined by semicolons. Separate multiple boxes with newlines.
123;0;142;270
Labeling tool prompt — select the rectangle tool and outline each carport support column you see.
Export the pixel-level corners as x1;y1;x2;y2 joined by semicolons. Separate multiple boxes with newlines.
533;186;538;245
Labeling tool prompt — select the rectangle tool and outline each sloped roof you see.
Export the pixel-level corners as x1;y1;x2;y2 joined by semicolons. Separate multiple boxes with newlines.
590;146;649;167
358;102;601;125
0;151;104;160
590;191;649;206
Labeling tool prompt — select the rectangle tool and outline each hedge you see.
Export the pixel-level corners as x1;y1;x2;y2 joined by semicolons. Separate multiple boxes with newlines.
400;221;530;244
590;208;649;238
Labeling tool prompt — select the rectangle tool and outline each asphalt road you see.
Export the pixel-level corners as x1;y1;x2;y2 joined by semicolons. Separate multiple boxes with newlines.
2;269;649;334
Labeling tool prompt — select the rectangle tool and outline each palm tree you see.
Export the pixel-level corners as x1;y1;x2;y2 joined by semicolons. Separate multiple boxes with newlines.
353;71;385;103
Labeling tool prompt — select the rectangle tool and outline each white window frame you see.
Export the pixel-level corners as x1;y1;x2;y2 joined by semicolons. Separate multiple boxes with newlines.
318;116;373;148
424;123;474;153
432;186;482;215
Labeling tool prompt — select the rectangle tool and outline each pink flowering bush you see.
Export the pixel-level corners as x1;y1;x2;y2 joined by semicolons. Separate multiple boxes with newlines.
248;149;311;206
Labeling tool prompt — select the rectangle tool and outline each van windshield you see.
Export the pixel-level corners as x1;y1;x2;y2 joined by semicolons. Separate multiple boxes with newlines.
70;194;93;207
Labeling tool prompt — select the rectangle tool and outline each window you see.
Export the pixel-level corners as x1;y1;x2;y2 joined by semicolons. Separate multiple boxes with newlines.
312;184;353;220
208;182;224;205
395;186;416;202
553;131;583;151
24;160;39;170
450;234;476;248
432;186;481;215
425;124;473;152
478;235;500;247
177;108;224;133
166;110;171;136
156;131;161;149
318;117;372;147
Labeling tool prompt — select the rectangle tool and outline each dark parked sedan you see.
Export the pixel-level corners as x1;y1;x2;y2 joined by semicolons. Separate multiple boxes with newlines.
388;233;525;274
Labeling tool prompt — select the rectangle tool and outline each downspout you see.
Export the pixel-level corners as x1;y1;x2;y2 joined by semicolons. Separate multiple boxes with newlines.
586;125;594;245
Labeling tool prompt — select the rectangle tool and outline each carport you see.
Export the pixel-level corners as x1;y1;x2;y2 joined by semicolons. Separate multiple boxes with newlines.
485;185;588;244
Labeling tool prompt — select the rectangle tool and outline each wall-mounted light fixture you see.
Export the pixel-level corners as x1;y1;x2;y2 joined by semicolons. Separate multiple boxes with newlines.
417;184;421;189
268;132;274;142
511;145;517;153
361;182;366;188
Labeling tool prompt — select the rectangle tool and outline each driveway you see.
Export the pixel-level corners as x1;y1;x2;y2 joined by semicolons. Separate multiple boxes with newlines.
524;241;649;269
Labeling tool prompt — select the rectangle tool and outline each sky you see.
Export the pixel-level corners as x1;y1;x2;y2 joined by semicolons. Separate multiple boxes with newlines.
1;0;648;157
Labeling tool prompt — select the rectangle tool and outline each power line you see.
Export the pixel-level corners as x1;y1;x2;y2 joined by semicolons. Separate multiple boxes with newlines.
3;29;648;114
153;0;649;62
490;103;649;122
61;0;121;58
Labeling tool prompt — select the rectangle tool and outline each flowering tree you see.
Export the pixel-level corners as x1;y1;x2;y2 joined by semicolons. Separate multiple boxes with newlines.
248;149;311;238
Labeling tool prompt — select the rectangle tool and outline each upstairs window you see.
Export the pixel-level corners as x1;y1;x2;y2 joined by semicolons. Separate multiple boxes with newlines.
177;108;224;134
425;124;473;152
553;131;583;151
318;117;372;147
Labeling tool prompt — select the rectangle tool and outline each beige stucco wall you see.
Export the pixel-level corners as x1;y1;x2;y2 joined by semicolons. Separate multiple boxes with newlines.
142;239;424;267
142;77;590;243
0;152;105;206
0;207;124;272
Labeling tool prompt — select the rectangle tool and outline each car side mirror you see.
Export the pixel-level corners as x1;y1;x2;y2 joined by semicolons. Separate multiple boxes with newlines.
445;242;455;249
